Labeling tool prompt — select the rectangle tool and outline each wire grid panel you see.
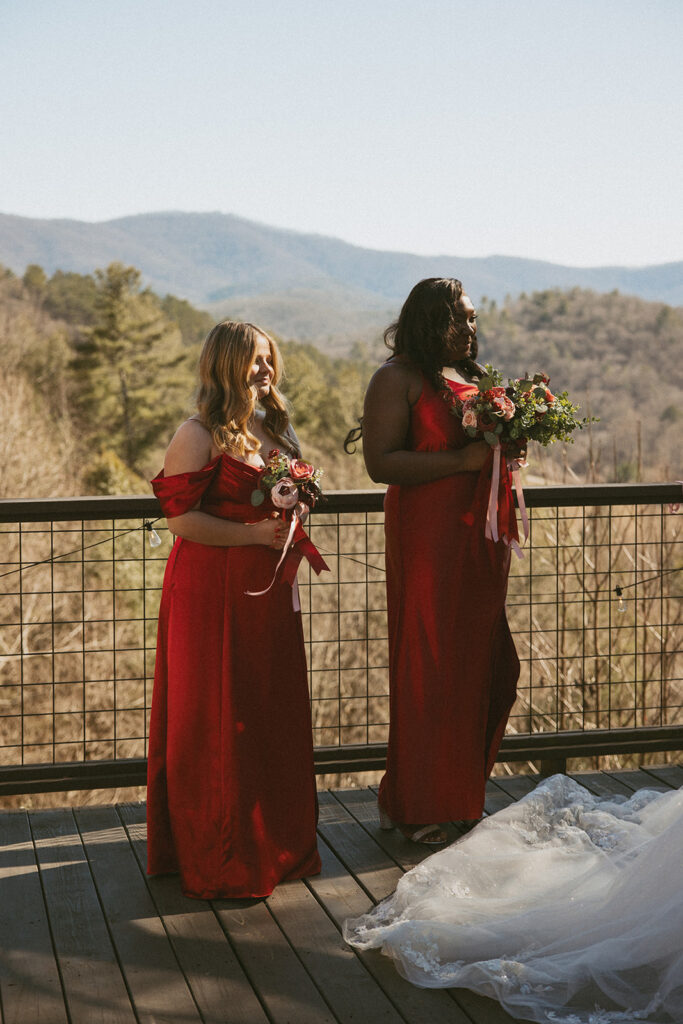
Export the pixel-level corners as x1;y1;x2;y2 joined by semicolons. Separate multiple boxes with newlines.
0;499;681;769
299;510;388;748
0;518;170;766
506;502;682;736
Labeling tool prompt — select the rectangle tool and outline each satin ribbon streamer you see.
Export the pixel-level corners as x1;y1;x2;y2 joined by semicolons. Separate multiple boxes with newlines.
245;513;299;605
508;459;530;544
485;444;529;558
485;445;502;543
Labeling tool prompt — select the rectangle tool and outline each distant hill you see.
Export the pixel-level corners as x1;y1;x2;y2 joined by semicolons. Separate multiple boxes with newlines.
1;210;681;348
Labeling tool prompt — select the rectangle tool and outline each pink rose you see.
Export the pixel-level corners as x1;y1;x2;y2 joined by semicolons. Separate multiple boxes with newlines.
289;459;314;481
501;396;515;420
462;409;478;429
270;477;298;509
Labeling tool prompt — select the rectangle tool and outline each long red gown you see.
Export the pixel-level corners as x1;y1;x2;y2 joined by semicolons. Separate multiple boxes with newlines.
147;453;324;898
378;376;520;825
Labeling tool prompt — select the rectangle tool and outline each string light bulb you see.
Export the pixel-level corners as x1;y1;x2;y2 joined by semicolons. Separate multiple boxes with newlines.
145;521;162;548
614;584;626;614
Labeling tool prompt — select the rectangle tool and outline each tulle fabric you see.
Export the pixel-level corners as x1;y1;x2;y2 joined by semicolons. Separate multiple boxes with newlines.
344;775;683;1023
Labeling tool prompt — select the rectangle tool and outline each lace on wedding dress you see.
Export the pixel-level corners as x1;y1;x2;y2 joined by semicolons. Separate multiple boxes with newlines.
343;775;683;1023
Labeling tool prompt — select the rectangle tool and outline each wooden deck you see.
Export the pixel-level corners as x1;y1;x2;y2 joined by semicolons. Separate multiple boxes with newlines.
1;766;681;1024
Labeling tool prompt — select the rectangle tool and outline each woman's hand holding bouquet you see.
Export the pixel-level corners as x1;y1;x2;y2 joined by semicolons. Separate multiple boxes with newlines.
250;449;324;512
246;449;326;600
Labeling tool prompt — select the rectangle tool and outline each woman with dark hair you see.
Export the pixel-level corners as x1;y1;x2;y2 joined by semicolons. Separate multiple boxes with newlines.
147;320;325;898
348;278;519;844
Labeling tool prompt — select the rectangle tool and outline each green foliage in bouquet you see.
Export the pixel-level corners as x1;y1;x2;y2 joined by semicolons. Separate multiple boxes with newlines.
464;365;595;450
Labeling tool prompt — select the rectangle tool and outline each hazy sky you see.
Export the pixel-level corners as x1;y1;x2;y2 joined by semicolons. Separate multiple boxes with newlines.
1;0;681;267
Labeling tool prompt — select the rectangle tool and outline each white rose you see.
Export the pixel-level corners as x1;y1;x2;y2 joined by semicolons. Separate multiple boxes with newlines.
270;477;298;509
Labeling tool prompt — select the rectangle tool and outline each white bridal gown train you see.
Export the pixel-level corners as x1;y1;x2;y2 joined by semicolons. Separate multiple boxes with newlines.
343;775;683;1023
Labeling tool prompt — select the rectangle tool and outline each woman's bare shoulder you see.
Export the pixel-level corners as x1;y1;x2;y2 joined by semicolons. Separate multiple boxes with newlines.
370;359;421;384
367;359;422;402
164;418;214;474
177;415;209;432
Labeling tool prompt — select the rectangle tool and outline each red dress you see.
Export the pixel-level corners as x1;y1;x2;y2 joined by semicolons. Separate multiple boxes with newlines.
378;377;520;824
147;453;324;898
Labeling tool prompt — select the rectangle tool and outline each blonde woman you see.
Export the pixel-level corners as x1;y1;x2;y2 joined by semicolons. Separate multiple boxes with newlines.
148;321;326;899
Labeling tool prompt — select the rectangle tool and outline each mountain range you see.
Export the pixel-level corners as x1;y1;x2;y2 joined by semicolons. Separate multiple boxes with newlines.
1;210;681;348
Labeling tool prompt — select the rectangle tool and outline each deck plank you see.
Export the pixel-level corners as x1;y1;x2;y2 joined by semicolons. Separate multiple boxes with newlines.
327;790;521;1024
117;802;270;1024
483;778;518;815
29;807;136;1024
606;768;673;792
317;790;403;896
74;804;202;1024
0;811;68;1024
265;873;405;1024
567;770;635;798
333;787;444;872
640;764;683;788
3;770;678;1024
213;895;337;1024
488;773;541;802
311;832;472;1024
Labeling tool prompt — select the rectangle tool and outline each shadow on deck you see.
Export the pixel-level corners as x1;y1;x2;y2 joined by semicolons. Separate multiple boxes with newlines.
1;765;681;1024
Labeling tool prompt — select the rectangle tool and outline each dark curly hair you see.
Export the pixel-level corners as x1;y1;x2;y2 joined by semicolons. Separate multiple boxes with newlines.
344;278;482;453
384;277;482;391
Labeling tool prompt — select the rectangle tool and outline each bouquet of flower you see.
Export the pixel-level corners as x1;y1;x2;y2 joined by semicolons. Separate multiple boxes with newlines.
454;365;592;455
250;449;324;511
246;449;328;603
450;366;594;552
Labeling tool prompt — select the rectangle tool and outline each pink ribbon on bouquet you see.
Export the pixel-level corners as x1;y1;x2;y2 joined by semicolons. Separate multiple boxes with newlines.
484;444;529;558
245;513;299;607
508;457;530;545
485;445;502;543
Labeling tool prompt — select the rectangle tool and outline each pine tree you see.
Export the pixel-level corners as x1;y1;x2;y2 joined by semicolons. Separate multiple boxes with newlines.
70;263;193;470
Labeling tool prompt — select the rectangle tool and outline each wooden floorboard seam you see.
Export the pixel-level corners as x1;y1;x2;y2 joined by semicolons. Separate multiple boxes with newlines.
3;771;679;1024
305;834;473;1024
326;789;421;874
75;804;204;1024
3;815;57;1023
314;814;385;907
70;809;144;1024
264;871;405;1024
29;807;138;1024
213;894;338;1024
217;888;342;1024
208;916;279;1024
317;790;517;1024
25;808;78;1024
115;803;271;1024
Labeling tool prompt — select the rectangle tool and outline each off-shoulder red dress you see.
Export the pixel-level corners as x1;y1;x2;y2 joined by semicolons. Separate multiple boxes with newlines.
148;454;324;898
378;377;520;825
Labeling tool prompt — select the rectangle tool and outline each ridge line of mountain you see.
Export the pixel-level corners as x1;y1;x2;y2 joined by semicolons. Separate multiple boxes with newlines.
1;210;680;345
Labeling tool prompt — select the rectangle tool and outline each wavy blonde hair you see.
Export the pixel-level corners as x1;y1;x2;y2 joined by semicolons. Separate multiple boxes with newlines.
197;321;293;458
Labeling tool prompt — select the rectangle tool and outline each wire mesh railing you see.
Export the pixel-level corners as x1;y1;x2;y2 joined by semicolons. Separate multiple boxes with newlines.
0;484;681;792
